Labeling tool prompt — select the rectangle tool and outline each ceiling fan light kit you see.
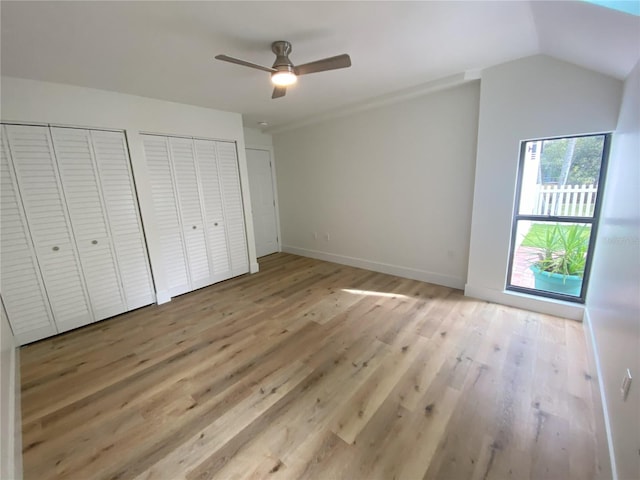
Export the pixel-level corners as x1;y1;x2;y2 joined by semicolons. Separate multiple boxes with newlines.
271;71;297;86
215;40;351;99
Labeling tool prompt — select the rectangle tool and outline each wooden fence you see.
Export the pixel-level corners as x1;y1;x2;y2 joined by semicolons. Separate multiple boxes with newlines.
535;184;597;216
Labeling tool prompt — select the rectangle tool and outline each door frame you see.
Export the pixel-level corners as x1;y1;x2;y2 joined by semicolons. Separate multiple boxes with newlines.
245;146;282;255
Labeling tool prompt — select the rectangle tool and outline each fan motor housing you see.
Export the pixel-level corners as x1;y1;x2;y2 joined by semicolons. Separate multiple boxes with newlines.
271;41;292;57
271;41;295;70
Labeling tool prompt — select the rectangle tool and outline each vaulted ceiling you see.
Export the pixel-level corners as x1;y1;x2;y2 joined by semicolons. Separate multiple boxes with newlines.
2;1;638;130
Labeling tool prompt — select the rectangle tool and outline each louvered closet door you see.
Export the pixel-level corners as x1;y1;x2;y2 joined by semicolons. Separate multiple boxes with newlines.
50;127;127;321
169;137;212;289
4;125;94;332
194;139;231;281
91;130;155;310
216;142;249;275
1;128;57;344
143;135;190;296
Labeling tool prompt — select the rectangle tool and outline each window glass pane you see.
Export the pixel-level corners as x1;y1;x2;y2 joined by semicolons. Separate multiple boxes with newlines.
509;220;592;297
518;136;605;217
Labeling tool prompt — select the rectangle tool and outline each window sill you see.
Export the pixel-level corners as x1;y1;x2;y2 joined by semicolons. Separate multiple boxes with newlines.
503;289;585;320
464;283;585;321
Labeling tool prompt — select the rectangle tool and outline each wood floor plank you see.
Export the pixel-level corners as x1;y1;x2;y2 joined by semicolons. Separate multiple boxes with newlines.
136;360;314;480
422;364;495;479
397;386;461;480
330;336;426;444
20;253;606;480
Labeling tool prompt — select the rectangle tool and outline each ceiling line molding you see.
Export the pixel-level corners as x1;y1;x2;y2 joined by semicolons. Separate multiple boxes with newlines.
265;71;481;135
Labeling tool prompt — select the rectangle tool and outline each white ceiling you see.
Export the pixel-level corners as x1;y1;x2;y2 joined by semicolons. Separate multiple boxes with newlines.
1;1;638;131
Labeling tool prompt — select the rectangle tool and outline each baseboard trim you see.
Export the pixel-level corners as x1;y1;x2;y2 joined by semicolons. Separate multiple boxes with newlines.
464;284;584;320
250;262;260;274
1;320;22;479
12;344;22;479
282;245;464;289
6;341;17;478
583;308;617;480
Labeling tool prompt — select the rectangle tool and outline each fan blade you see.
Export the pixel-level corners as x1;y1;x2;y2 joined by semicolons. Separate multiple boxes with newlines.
294;54;351;76
272;86;287;99
215;54;276;73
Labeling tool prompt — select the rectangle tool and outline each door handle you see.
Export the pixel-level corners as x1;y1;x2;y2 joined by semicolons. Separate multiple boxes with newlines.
92;240;98;245
52;246;60;251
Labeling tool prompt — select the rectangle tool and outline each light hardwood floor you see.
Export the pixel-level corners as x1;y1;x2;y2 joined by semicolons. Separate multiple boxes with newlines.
21;253;608;480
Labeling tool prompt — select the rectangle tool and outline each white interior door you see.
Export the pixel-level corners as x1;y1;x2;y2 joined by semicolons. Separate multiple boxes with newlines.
246;148;279;258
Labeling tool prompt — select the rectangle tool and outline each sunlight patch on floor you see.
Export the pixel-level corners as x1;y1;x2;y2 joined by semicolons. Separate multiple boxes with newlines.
341;288;408;299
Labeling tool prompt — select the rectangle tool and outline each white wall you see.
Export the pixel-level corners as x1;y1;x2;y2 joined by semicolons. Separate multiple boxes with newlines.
273;81;480;289
0;298;22;479
1;76;258;304
585;61;640;480
465;55;623;319
243;127;273;149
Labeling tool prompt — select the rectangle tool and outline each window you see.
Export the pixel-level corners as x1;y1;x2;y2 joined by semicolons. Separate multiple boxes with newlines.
506;134;610;302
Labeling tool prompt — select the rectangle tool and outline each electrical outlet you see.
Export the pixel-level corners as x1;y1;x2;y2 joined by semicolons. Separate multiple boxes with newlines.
324;233;330;241
621;369;632;401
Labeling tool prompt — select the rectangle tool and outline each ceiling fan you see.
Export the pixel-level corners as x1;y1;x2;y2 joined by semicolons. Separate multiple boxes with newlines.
215;41;352;99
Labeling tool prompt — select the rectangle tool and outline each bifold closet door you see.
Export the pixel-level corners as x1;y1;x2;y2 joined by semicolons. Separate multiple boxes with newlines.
168;137;212;290
143;135;191;296
49;128;155;317
217;141;249;275
3;125;94;332
2;125;155;344
194;139;231;280
144;134;249;298
50;127;127;322
1;128;57;344
88;130;155;310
